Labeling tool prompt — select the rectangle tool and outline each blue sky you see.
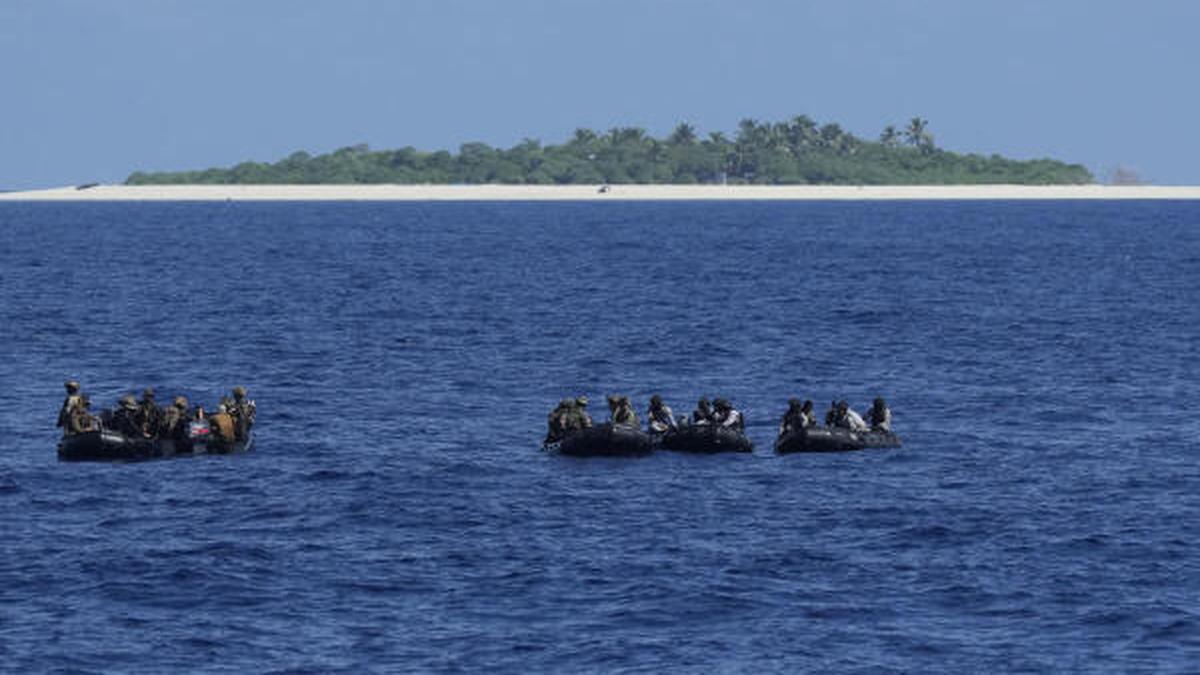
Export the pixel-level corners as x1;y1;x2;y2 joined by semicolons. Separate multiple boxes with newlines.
3;0;1198;188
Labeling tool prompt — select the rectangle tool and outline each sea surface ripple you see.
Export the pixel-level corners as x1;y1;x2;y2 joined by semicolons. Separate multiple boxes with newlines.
1;201;1198;672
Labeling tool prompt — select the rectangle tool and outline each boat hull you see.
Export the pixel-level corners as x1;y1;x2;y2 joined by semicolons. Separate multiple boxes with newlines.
774;427;900;454
660;424;753;454
554;423;653;457
57;430;254;462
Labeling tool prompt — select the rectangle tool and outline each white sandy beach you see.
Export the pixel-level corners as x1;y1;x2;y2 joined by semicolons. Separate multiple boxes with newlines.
2;184;1200;201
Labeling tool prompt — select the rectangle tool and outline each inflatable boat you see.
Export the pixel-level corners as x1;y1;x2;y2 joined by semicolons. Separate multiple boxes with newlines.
57;424;254;462
774;426;900;454
660;424;753;454
550;423;653;457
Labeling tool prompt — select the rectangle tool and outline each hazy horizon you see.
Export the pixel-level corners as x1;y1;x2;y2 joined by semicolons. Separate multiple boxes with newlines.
3;0;1199;189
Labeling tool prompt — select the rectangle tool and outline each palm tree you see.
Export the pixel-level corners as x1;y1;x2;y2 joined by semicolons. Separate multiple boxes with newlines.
668;122;698;145
785;115;818;150
880;125;899;148
904;117;932;149
570;128;598;146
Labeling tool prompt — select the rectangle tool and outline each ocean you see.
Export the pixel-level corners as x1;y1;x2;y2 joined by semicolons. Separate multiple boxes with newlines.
1;200;1197;672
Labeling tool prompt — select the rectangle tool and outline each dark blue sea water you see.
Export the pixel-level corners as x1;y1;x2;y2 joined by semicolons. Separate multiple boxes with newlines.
2;200;1198;672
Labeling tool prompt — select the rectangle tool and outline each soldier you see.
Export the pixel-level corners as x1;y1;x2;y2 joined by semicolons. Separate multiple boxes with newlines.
646;395;677;434
610;395;639;427
865;397;892;432
692;398;714;425
779;398;813;436
208;404;237;451
831;400;868;432
136;388;162;438
111;395;145;438
57;380;83;431
228;386;256;440
824;400;838;427
712;398;745;432
567;395;593;430
160;396;190;440
545;398;575;443
68;395;98;435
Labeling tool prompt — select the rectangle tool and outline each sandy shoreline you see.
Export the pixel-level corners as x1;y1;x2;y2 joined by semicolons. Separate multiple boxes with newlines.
2;184;1200;201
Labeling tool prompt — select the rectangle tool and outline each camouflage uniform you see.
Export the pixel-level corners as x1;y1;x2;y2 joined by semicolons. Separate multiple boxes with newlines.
67;396;97;435
111;395;145;438
160;396;189;440
611;396;639;427
228;386;256;441
208;405;236;450
566;395;593;430
136;388;163;439
57;380;82;431
545;399;574;443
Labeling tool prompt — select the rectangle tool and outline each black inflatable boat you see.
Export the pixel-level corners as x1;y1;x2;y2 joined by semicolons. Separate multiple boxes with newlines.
660;424;753;454
774;426;900;454
551;423;653;457
57;426;254;463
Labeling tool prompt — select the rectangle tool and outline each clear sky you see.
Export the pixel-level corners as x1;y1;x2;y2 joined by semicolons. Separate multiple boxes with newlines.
3;0;1199;188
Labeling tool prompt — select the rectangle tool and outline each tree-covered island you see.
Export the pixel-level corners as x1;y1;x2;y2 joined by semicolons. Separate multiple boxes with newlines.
127;116;1092;185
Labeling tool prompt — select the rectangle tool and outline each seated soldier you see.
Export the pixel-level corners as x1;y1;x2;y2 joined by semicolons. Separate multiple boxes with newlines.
568;395;593;431
111;395;145;438
67;396;98;435
610;395;639;427
692;398;714;425
865;397;892;432
711;398;745;432
208;404;237;451
136;388;163;439
545;398;575;443
779;398;816;436
646;395;678;434
831;400;868;432
159;396;190;440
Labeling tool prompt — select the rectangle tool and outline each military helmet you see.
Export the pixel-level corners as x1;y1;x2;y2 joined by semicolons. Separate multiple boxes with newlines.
714;398;731;411
120;394;137;408
559;398;574;408
233;386;247;399
650;394;662;407
173;396;188;409
65;380;80;393
837;400;849;413
575;395;589;407
142;387;155;399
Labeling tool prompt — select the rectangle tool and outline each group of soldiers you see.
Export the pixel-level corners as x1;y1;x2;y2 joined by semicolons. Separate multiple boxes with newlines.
56;380;256;444
778;397;892;436
544;394;746;443
545;394;893;443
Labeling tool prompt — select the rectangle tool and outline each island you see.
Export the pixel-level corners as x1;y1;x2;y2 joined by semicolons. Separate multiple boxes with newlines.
126;116;1093;186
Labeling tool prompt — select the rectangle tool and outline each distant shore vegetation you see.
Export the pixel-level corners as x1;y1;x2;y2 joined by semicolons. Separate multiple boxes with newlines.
127;116;1093;185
